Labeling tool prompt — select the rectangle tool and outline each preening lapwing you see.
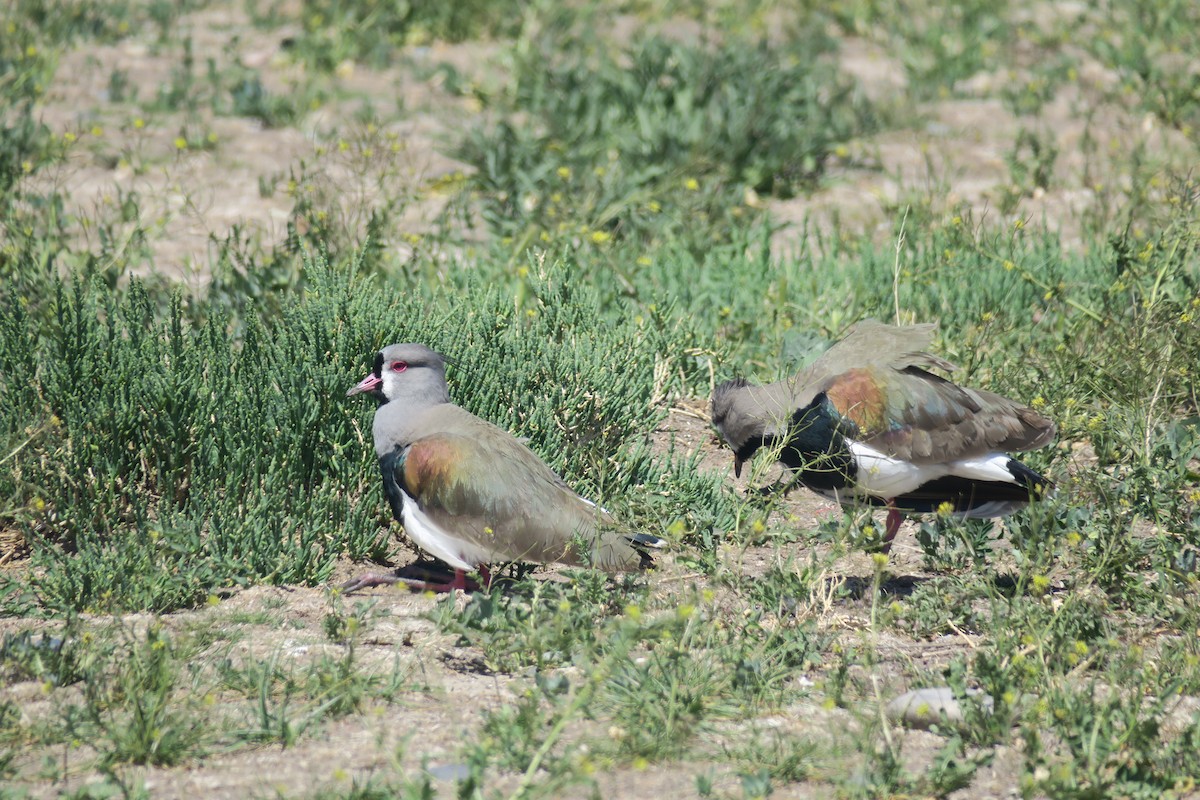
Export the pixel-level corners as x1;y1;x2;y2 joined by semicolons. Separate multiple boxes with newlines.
710;320;1055;550
344;343;664;591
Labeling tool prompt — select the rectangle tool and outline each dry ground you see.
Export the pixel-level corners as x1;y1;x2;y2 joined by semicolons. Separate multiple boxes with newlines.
2;403;1064;799
6;1;1200;797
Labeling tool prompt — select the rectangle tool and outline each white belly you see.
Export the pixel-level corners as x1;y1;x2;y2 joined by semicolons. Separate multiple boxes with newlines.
400;491;501;571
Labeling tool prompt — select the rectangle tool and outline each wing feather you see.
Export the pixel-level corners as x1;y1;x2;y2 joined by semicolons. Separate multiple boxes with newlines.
822;365;1054;463
394;426;643;571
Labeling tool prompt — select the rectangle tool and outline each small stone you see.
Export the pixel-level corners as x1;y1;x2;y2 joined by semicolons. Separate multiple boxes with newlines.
886;686;994;730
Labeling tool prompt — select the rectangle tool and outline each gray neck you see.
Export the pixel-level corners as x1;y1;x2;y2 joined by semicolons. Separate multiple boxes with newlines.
371;369;451;456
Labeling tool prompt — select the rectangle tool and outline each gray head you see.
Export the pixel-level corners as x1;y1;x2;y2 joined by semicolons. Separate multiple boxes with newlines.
711;378;771;478
347;343;451;406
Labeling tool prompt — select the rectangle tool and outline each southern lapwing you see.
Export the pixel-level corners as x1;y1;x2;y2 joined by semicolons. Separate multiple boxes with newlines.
710;320;1055;550
343;343;664;592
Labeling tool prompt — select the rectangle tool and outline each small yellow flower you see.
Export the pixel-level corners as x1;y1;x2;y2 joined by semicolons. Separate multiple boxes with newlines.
936;500;955;517
21;160;32;173
636;256;651;266
63;132;76;143
1013;218;1025;230
1003;260;1016;271
174;136;188;150
207;131;218;144
556;166;571;179
624;603;642;621
90;125;103;137
133;117;145;129
32;497;45;511
684;177;700;191
26;45;37;58
590;230;611;244
871;552;889;568
1031;573;1050;594
1030;396;1046;409
677;604;695;619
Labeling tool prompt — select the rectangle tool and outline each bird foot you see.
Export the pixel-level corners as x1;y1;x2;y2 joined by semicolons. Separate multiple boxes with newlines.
339;572;406;593
339;565;491;595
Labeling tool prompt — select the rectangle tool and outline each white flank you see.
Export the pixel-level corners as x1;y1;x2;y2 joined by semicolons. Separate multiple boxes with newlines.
941;453;1018;484
846;442;1018;500
846;440;940;498
400;491;501;571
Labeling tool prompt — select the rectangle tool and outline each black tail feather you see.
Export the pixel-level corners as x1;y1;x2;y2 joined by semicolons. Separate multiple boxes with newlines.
889;459;1052;516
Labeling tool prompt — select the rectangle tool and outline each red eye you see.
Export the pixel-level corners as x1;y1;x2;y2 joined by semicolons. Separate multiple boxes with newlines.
391;361;408;373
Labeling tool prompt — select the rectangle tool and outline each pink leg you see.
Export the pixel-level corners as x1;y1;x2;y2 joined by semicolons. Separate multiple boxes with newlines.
880;502;903;553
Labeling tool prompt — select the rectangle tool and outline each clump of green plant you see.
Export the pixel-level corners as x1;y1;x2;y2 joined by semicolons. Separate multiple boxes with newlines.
827;0;1011;97
1090;0;1200;131
433;569;645;673
0;626;86;687
999;127;1058;213
1;255;735;613
59;624;208;767
286;0;529;72
1018;649;1200;796
459;27;876;254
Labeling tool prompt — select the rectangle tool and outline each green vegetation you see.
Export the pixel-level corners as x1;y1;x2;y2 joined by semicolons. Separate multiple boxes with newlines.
2;0;1199;796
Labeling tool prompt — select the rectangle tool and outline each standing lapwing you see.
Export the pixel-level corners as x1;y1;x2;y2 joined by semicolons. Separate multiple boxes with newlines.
710;320;1055;550
344;343;664;592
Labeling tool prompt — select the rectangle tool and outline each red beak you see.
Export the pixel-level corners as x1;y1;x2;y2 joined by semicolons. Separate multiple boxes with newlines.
347;373;382;397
